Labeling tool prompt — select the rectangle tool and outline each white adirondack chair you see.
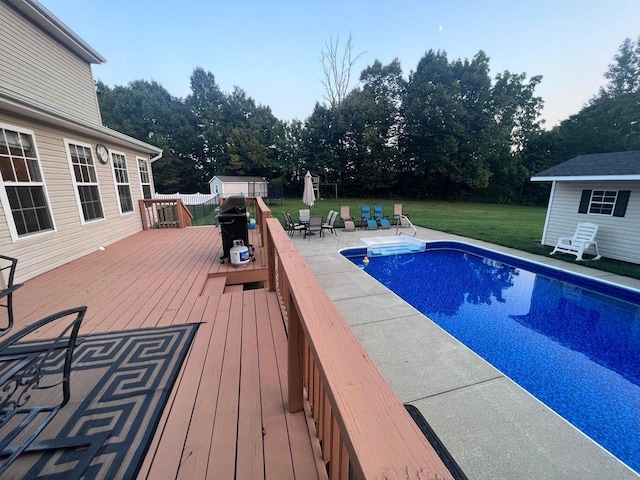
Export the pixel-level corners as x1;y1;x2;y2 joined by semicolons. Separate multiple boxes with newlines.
551;222;602;261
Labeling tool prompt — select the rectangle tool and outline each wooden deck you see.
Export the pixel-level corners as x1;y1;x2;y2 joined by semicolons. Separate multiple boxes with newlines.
9;226;327;479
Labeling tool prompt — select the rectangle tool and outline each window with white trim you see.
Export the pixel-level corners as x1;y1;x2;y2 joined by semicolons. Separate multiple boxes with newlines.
0;125;54;238
138;158;152;199
589;190;617;215
111;152;133;213
578;189;630;217
67;141;104;222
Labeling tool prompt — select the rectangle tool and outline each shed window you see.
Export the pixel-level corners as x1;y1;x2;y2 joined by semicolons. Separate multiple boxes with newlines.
589;190;617;214
578;189;630;217
0;126;54;238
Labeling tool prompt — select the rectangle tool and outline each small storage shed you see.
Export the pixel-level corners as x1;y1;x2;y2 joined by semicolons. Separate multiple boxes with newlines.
209;176;268;198
531;151;640;264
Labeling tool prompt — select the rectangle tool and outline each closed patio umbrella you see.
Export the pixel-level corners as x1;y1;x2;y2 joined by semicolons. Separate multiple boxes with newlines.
302;171;315;208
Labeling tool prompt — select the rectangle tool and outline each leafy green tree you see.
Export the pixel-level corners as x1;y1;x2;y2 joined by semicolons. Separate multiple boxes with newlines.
185;68;229;179
185;69;284;181
332;59;405;196
523;36;640;195
401;50;494;198
600;36;640;97
476;71;543;203
97;80;203;192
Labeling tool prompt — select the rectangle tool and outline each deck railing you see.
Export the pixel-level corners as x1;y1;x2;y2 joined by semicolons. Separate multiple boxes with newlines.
259;198;452;479
139;199;193;229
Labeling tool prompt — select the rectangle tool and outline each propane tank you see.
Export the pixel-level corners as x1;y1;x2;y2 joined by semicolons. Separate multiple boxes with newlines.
230;239;250;267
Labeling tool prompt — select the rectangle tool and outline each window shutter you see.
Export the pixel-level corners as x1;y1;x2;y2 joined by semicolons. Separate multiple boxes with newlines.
613;190;631;217
578;190;591;214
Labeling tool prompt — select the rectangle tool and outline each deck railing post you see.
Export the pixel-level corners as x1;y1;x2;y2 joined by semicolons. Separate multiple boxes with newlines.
287;295;304;413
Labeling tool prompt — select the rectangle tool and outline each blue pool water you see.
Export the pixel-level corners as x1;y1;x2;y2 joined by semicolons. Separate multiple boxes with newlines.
342;241;640;472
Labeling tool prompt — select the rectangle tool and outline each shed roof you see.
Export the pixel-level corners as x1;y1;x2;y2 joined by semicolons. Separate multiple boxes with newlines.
531;151;640;181
211;176;267;183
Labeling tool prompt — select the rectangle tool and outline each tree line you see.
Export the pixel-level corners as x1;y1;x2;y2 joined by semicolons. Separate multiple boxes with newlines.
97;37;640;205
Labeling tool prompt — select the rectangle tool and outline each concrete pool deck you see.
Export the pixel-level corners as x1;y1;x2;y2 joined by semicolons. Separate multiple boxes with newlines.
289;224;639;480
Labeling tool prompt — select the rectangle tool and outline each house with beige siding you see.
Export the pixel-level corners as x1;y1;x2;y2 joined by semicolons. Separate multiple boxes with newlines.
0;0;162;283
531;151;640;264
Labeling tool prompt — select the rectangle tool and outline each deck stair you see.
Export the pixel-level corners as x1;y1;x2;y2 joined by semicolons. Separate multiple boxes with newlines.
200;275;227;297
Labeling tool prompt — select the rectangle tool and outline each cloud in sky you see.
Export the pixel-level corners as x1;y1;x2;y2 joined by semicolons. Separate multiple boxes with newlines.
40;0;640;128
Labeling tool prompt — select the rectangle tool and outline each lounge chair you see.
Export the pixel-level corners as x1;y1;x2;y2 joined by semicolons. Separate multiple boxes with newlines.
373;205;391;228
551;222;602;261
306;215;323;238
340;206;355;231
322;211;338;235
282;212;306;237
361;206;378;229
393;204;411;227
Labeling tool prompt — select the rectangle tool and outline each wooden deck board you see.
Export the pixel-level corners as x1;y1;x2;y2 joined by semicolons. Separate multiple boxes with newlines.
175;294;230;479
236;289;266;480
257;289;297;480
207;291;243;478
7;226;324;479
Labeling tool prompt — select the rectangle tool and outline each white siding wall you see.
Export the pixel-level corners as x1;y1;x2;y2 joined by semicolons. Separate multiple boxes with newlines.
544;181;640;264
209;178;223;196
223;182;248;197
0;3;102;124
0;114;152;282
222;182;268;197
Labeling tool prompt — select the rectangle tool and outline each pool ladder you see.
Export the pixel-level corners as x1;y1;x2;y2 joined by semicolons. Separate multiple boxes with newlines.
394;215;417;236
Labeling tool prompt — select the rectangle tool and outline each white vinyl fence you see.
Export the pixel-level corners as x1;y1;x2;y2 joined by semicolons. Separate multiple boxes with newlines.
154;192;219;205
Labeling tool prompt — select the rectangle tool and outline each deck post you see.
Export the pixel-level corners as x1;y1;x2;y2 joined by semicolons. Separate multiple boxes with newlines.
287;296;304;413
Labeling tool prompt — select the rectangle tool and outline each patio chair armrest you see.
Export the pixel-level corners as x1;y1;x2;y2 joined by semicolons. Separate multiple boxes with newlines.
0;306;87;354
0;306;88;475
0;283;23;300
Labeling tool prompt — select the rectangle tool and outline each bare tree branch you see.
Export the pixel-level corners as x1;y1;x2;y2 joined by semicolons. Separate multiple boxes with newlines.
320;33;366;108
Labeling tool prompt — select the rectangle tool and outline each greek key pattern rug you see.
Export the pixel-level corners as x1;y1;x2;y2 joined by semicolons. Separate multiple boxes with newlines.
5;323;198;480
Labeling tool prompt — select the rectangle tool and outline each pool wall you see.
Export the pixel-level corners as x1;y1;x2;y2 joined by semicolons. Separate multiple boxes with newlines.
341;240;640;305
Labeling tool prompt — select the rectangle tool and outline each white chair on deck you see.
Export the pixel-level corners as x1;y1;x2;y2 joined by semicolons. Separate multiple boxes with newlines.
550;222;602;261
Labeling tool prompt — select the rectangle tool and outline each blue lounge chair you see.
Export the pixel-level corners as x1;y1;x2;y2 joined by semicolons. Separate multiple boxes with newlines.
361;206;378;229
373;205;391;228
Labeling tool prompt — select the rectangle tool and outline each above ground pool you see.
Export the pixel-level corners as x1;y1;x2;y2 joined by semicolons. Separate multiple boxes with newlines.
341;240;640;473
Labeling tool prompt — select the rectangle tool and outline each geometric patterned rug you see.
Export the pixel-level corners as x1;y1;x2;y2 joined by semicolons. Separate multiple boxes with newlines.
3;323;198;480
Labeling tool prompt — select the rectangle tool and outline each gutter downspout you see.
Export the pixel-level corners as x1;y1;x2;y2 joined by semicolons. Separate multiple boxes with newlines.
150;151;163;162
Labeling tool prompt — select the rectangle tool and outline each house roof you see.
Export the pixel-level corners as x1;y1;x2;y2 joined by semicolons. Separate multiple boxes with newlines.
531;151;640;182
211;176;267;183
7;0;106;64
1;88;163;159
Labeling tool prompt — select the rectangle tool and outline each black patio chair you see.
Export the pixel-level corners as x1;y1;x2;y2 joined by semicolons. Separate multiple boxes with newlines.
0;306;101;476
0;255;23;337
282;212;306;237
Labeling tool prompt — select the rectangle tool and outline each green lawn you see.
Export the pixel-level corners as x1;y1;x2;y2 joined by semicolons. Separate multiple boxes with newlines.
204;198;640;281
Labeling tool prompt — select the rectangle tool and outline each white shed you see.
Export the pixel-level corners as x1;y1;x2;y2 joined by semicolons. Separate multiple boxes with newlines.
209;176;268;198
531;151;640;264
